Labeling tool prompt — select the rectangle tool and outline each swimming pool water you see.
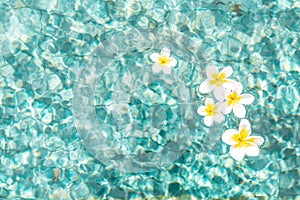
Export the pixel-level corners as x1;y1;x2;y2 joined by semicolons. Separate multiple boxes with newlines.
0;0;300;199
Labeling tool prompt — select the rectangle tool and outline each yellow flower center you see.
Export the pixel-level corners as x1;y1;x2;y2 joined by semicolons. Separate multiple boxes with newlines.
209;72;227;86
205;103;218;116
158;56;171;66
232;128;255;148
227;91;241;106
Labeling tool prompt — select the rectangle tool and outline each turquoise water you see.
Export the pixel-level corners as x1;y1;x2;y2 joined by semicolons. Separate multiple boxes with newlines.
0;0;300;199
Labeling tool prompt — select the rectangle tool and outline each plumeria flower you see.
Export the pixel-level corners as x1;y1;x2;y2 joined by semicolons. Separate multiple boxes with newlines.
221;82;255;118
198;65;235;101
222;119;264;161
150;47;177;74
197;98;225;127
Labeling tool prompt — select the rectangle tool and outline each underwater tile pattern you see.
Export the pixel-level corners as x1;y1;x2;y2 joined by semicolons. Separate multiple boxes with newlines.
73;29;206;173
0;0;300;199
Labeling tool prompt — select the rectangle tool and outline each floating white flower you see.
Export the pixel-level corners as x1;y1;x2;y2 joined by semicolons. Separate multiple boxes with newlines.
198;65;235;101
222;119;264;161
221;82;255;118
197;98;225;127
150;47;177;74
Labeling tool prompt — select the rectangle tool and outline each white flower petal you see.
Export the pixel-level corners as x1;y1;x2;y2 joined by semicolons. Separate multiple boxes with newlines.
230;146;246;161
160;47;170;57
204;116;213;127
223;103;233;114
214;86;226;101
199;80;215;94
152;64;163;73
197;106;207;116
240;94;255;105
239;119;251;134
168;57;177;67
248;136;264;146
245;144;260;157
205;98;214;105
216;102;226;113
222;129;238;145
224;80;239;93
214;113;225;123
235;82;243;95
220;66;233;77
150;53;160;63
206;65;219;78
163;67;172;74
233;104;246;118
